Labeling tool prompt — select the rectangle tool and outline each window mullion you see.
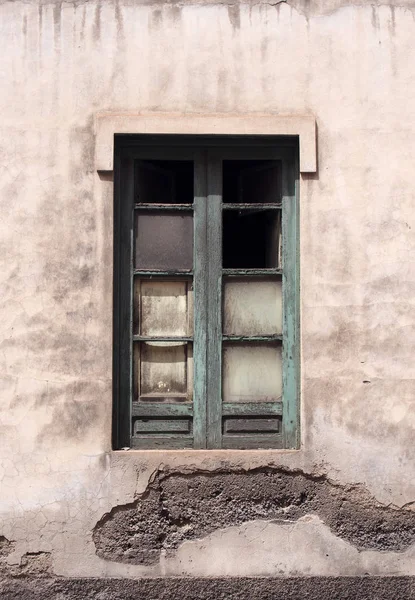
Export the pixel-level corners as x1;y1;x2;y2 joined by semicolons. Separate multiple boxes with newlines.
193;151;208;449
281;156;300;449
206;153;223;449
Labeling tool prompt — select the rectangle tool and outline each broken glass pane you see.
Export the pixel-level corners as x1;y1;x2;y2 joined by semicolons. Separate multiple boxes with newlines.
223;160;281;204
223;209;281;269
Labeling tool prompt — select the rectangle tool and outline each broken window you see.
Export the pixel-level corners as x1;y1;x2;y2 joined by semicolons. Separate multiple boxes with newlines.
113;139;299;450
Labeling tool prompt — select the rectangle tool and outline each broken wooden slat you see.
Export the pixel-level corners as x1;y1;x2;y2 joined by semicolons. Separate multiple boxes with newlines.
222;402;282;416
222;268;282;277
222;203;282;210
134;204;193;211
222;335;282;342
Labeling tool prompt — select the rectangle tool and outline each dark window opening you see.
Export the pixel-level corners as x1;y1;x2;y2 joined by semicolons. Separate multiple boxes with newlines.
223;210;281;269
135;160;194;204
223;160;281;204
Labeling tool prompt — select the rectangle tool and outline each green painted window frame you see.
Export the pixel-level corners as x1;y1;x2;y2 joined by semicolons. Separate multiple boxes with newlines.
113;135;299;451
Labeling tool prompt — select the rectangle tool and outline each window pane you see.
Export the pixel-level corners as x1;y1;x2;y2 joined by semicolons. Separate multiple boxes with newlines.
223;280;282;335
135;342;193;401
222;343;282;402
223;210;281;269
135;160;194;204
135;212;193;270
134;280;193;336
223;160;281;204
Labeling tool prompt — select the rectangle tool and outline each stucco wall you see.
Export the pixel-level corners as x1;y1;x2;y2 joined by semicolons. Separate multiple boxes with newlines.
0;0;414;584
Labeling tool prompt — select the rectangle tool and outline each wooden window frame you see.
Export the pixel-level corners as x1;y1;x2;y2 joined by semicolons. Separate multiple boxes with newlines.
113;135;300;450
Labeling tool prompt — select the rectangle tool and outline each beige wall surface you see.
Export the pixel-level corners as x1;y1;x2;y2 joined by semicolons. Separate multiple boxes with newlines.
0;0;414;579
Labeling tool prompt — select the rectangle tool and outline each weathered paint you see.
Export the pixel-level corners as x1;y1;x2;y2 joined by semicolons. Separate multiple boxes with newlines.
0;0;414;589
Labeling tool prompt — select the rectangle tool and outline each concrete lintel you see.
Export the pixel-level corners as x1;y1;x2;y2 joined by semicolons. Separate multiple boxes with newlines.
95;112;317;173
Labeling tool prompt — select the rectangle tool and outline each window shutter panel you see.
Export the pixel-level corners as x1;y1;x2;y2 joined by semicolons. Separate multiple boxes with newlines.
131;161;194;449
220;160;284;449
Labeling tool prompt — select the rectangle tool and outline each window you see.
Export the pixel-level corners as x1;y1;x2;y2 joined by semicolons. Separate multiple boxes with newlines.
113;136;299;450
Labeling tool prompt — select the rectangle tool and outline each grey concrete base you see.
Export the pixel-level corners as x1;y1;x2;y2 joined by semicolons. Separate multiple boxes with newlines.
1;577;414;599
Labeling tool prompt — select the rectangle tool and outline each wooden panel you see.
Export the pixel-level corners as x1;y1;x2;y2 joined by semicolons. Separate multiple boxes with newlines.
222;343;282;402
135;212;193;270
134;279;192;337
224;418;281;433
134;419;191;434
223;279;282;336
221;434;283;450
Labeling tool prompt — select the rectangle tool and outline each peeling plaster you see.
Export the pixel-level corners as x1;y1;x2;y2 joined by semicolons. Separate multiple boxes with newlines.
94;468;415;566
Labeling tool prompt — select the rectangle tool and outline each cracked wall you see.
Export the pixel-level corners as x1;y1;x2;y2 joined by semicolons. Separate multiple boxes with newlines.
0;0;415;586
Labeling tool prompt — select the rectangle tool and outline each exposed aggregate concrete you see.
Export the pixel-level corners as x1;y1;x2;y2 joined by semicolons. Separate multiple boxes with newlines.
1;576;415;600
93;468;415;565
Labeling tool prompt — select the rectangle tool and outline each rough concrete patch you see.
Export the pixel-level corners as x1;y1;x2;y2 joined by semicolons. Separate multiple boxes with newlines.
93;469;415;565
1;576;415;600
93;489;167;565
0;537;15;559
17;552;53;578
0;552;52;578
